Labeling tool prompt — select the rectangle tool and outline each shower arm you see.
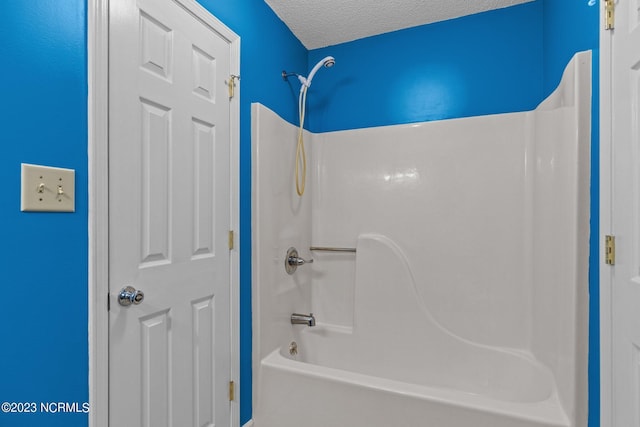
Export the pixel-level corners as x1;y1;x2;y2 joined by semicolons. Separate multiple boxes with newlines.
282;70;307;87
281;70;299;80
283;55;334;89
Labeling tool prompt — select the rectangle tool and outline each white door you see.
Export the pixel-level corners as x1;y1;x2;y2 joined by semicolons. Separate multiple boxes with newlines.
108;0;232;426
607;0;640;425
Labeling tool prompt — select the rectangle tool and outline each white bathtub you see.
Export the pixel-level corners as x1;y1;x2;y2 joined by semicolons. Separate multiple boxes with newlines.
258;347;567;427
251;51;590;427
255;234;570;427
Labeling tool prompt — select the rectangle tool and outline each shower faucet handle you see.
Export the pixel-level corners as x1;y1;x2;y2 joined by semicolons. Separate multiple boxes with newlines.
285;247;313;275
290;255;313;266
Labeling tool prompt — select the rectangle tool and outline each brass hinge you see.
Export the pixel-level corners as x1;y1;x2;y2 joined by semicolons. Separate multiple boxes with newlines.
229;380;235;401
605;0;615;30
228;75;240;99
605;235;616;265
228;230;234;250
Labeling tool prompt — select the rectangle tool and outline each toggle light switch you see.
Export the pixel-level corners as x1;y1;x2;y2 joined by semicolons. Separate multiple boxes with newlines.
21;163;75;212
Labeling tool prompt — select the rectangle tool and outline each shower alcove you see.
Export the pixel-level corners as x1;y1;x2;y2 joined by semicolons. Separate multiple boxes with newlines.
251;51;590;427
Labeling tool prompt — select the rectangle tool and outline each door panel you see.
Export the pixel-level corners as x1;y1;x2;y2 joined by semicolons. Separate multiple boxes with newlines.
611;0;640;425
108;0;231;426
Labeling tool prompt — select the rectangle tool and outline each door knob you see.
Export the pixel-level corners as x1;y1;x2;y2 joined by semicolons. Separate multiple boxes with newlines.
118;286;145;306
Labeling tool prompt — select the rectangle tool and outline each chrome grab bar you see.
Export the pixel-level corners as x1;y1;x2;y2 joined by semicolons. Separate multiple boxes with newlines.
309;246;356;253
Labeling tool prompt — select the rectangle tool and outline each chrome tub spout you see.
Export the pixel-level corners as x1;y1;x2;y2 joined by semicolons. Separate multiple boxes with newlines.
291;313;316;327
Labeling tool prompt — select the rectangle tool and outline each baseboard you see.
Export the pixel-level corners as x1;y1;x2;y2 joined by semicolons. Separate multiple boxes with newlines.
242;420;254;427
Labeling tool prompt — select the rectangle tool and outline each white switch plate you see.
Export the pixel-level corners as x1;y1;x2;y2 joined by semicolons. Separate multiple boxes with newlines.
21;163;75;212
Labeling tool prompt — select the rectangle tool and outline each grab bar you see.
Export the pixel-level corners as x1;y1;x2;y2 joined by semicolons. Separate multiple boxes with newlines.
309;246;356;253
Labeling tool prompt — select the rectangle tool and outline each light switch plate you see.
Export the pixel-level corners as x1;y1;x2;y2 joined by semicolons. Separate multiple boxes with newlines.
21;163;75;212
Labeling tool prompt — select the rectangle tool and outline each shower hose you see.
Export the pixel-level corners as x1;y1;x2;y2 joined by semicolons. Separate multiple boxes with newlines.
295;85;308;196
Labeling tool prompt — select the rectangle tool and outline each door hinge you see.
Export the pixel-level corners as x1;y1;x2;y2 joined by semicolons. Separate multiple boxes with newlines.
605;0;615;30
605;235;616;265
107;292;110;311
228;230;234;250
228;75;240;99
229;380;235;401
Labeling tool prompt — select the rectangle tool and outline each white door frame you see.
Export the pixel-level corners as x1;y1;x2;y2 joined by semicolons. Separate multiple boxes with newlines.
599;0;612;426
87;1;241;425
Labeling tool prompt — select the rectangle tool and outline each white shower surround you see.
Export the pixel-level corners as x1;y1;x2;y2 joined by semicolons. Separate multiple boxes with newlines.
251;51;591;427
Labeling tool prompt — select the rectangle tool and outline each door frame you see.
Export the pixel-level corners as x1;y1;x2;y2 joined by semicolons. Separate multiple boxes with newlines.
599;0;612;426
88;1;241;426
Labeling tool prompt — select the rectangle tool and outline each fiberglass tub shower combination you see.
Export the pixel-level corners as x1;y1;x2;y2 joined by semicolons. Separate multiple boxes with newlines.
252;51;591;427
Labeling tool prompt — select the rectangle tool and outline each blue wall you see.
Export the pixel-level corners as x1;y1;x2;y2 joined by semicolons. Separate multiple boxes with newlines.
0;1;599;426
308;2;544;132
0;2;89;426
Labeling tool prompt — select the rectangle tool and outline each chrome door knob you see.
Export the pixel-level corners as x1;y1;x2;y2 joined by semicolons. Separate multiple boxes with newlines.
118;286;145;306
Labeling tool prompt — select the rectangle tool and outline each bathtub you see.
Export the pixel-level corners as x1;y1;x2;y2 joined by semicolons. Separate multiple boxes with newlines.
251;51;590;427
255;234;570;427
259;345;567;427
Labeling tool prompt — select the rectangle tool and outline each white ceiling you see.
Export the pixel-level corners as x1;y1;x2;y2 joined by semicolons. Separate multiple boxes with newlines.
264;0;534;49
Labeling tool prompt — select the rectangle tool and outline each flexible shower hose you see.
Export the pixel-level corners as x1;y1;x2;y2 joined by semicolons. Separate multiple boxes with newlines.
295;85;308;196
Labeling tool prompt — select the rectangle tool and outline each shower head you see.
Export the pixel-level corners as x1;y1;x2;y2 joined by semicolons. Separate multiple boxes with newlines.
303;56;335;89
282;56;336;89
322;57;336;68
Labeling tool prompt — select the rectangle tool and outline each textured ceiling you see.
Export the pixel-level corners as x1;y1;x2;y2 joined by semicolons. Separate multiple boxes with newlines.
264;0;534;49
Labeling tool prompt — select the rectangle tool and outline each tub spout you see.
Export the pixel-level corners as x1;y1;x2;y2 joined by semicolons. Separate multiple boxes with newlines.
291;313;316;327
